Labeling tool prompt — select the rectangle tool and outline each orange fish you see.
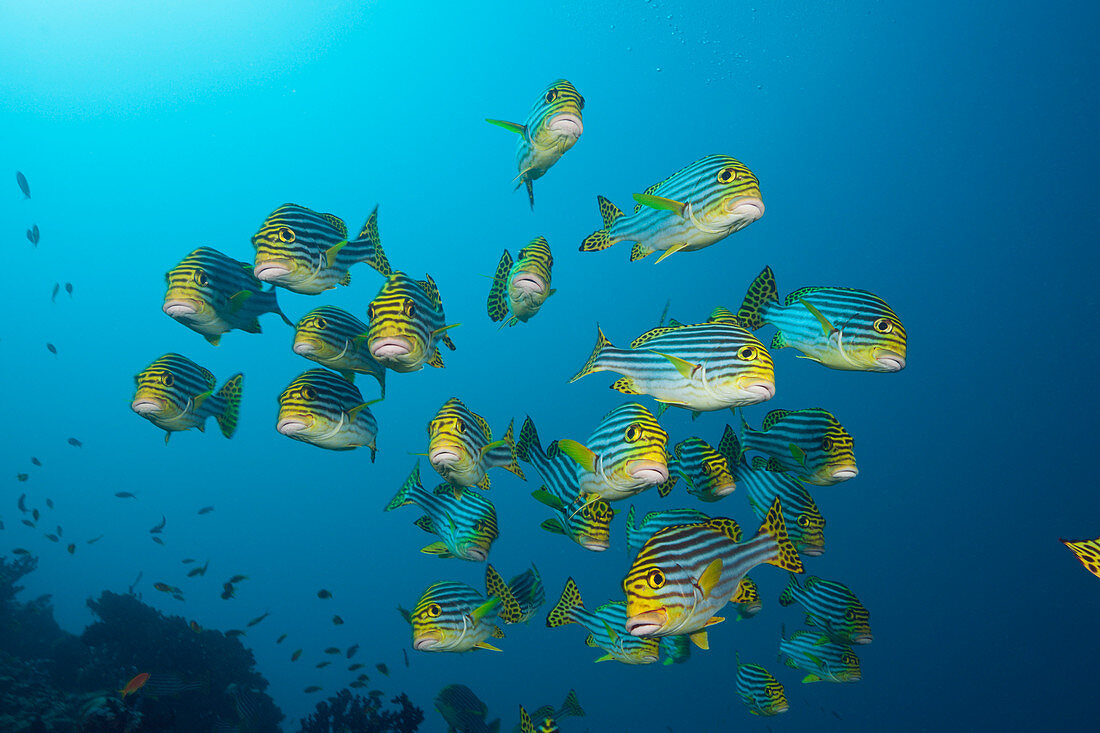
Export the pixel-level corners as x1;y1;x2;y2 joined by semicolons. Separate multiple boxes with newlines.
119;672;150;698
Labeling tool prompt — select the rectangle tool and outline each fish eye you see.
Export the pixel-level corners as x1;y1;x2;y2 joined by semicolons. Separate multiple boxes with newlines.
717;166;740;184
646;568;665;589
315;317;328;330
163;373;174;387
367;304;376;320
428;603;442;617
278;227;296;243
845;609;855;620
821;436;833;452
517;248;527;259
737;345;757;361
624;424;641;443
455;419;465;434
302;386;317;401
196;271;209;286
402;300;415;318
873;317;893;333
545;89;558;103
797;515;809;527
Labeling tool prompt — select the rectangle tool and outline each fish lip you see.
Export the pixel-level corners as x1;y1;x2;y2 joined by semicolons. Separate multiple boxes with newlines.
626;460;669;486
831;466;859;481
511;273;545;294
293;340;319;356
429;447;462;467
370;337;411;359
802;545;826;557
724;196;765;222
547;113;583;138
277;417;311;435
740;380;776;402
131;399;163;415
625;609;667;637
254;261;292;281
465;547;488;562
413;636;440;651
710;483;737;498
163;299;201;317
853;634;873;645
581;539;609;552
876;351;906;371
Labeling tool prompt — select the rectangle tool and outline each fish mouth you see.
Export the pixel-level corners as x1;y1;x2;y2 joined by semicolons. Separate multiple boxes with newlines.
830;465;859;481
254;260;293;281
429;447;462;467
370;337;411;359
724;196;765;224
626;459;669;486
163;299;201;318
548;113;583;139
625;609;667;637
465;547;488;562
853;634;873;645
581;539;610;552
511;274;546;295
293;339;320;356
710;483;737;498
413;635;441;651
875;351;906;372
740;380;776;402
277;416;312;435
802;545;826;557
131;399;163;415
774;702;791;714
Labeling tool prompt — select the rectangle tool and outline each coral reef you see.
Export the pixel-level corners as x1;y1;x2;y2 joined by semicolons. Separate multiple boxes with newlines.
299;689;424;733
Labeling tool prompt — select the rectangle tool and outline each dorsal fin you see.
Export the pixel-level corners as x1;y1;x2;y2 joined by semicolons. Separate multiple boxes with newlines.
319;212;348;238
762;408;792;431
629;325;680;348
705;517;742;542
707;306;742;326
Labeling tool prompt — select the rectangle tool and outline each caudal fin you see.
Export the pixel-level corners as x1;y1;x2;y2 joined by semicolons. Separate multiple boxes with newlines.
757;498;803;573
717;424;741;470
486;250;513;323
546;577;584;628
215;374;243;438
498;420;525;479
570;324;612;382
777;572;801;607
356;206;393;277
559;689;585;718
485;564;523;623
515;416;541;464
508;564;545;620
737;266;779;331
384;463;423;512
579;196;623;252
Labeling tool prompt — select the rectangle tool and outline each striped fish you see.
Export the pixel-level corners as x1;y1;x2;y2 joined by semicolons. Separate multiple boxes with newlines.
735;653;789;716
514;690;584;733
365;271;457;372
505;565;545;623
515;417;614;552
778;627;862;683
251;204;390;294
658;634;692;665
385;463;499;562
779;574;872;645
663;433;738;502
487;79;584;208
546;578;661;665
570;312;775;415
1062;536;1100;580
276;368;379;458
487;237;555;327
131;354;243;443
557;403;669;502
164;247;292;345
434;685;500;733
404;564;523;653
739;407;857;486
729;576;763;621
427;398;524;492
623;498;802;649
737;265;907;372
293;306;386;396
580;154;764;263
624;506;712;558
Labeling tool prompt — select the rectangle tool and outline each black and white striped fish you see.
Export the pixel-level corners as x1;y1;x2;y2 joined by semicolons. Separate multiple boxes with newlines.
557;403;669;501
405;564;523;653
365;271;457;372
779;574;872;645
427;398;523;491
276;368;379;458
739;407;857;486
778;627;862;683
735;653;789;716
487;237;555;327
131;353;243;443
293;305;385;396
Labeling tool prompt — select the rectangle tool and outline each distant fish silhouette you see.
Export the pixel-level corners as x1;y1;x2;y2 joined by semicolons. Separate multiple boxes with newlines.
115;492;137;499
16;171;30;198
67;437;81;447
65;282;73;297
46;343;57;355
31;457;41;467
27;226;39;246
198;505;215;514
51;284;59;303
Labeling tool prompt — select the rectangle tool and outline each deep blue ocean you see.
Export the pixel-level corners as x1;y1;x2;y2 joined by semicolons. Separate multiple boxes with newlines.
3;1;1098;731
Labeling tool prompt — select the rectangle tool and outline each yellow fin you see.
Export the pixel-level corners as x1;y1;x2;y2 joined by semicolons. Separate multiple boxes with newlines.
633;193;687;216
653;241;691;264
651;350;698;380
486;118;525;135
799;298;835;336
325;241;348;268
697;558;723;599
704;615;725;627
192;390;214;412
689;630;709;650
556;439;597;473
474;641;503;651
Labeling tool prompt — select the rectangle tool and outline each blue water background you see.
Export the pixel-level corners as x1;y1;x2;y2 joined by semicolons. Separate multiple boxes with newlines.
2;1;1098;730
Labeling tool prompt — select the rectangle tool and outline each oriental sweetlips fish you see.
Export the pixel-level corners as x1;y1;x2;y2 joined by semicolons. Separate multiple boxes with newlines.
514;690;584;733
515;417;614;552
293;305;386;396
778;627;862;683
557;402;669;502
131;354;243;443
1062;536;1100;580
251;204;391;294
386;462;499;561
487;79;584;208
623;498;803;649
662;433;739;501
735;654;789;716
435;684;500;733
580;154;764;263
402;564;526;653
546;578;661;665
364;271;457;372
624;506;712;558
276;369;380;458
737;265;907;372
779;573;872;645
427;398;523;492
163;247;293;345
487;237;555;327
571;310;775;415
739;407;857;486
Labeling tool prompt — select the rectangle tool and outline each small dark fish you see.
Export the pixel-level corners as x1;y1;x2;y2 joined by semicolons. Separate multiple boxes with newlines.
30;457;41;467
115;492;136;499
315;661;330;668
16;171;30;198
228;574;248;584
32;508;39;521
65;282;73;297
657;298;672;326
291;649;303;662
349;680;366;689
375;663;389;677
246;611;270;627
51;284;59;303
46;343;57;355
182;558;196;564
12;548;30;555
276;633;287;644
225;629;246;638
356;673;368;681
86;534;103;544
56;525;62;537
304;686;322;693
832;711;843;720
18;493;27;513
26;226;39;246
153;582;179;593
67;437;82;447
151;536;165;545
190;620;202;633
198;506;215;514
16;473;28;482
221;583;236;600
346;644;359;658
45;498;53;509
317;589;332;599
21;519;35;528
324;647;341;655
67;544;75;555
402;648;409;667
187;566;205;578
348;663;364;671
150;515;166;533
332;615;344;625
44;534;58;542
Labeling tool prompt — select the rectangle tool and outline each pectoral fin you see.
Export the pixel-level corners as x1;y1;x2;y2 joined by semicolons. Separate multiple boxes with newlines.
325;241;348;268
486;118;526;135
696;558;723;600
689;631;709;650
651;351;700;380
633;193;688;216
475;641;503;651
227;291;252;313
653;242;692;264
799;298;835;336
557;440;598;473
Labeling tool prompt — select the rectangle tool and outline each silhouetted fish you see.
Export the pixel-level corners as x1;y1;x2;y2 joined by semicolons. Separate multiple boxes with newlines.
16;171;30;198
46;343;57;355
198;506;215;514
51;284;59;303
115;492;136;499
26;225;39;246
67;437;82;447
65;282;73;297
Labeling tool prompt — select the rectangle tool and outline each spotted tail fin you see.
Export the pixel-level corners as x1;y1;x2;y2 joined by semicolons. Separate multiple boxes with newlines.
485;564;523;624
487;249;513;323
515;416;541;464
758;498;803;573
579;196;623;252
356;206;392;277
214;373;244;438
570;324;612;383
777;572;801;607
385;463;423;512
737;265;779;331
546;577;583;628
